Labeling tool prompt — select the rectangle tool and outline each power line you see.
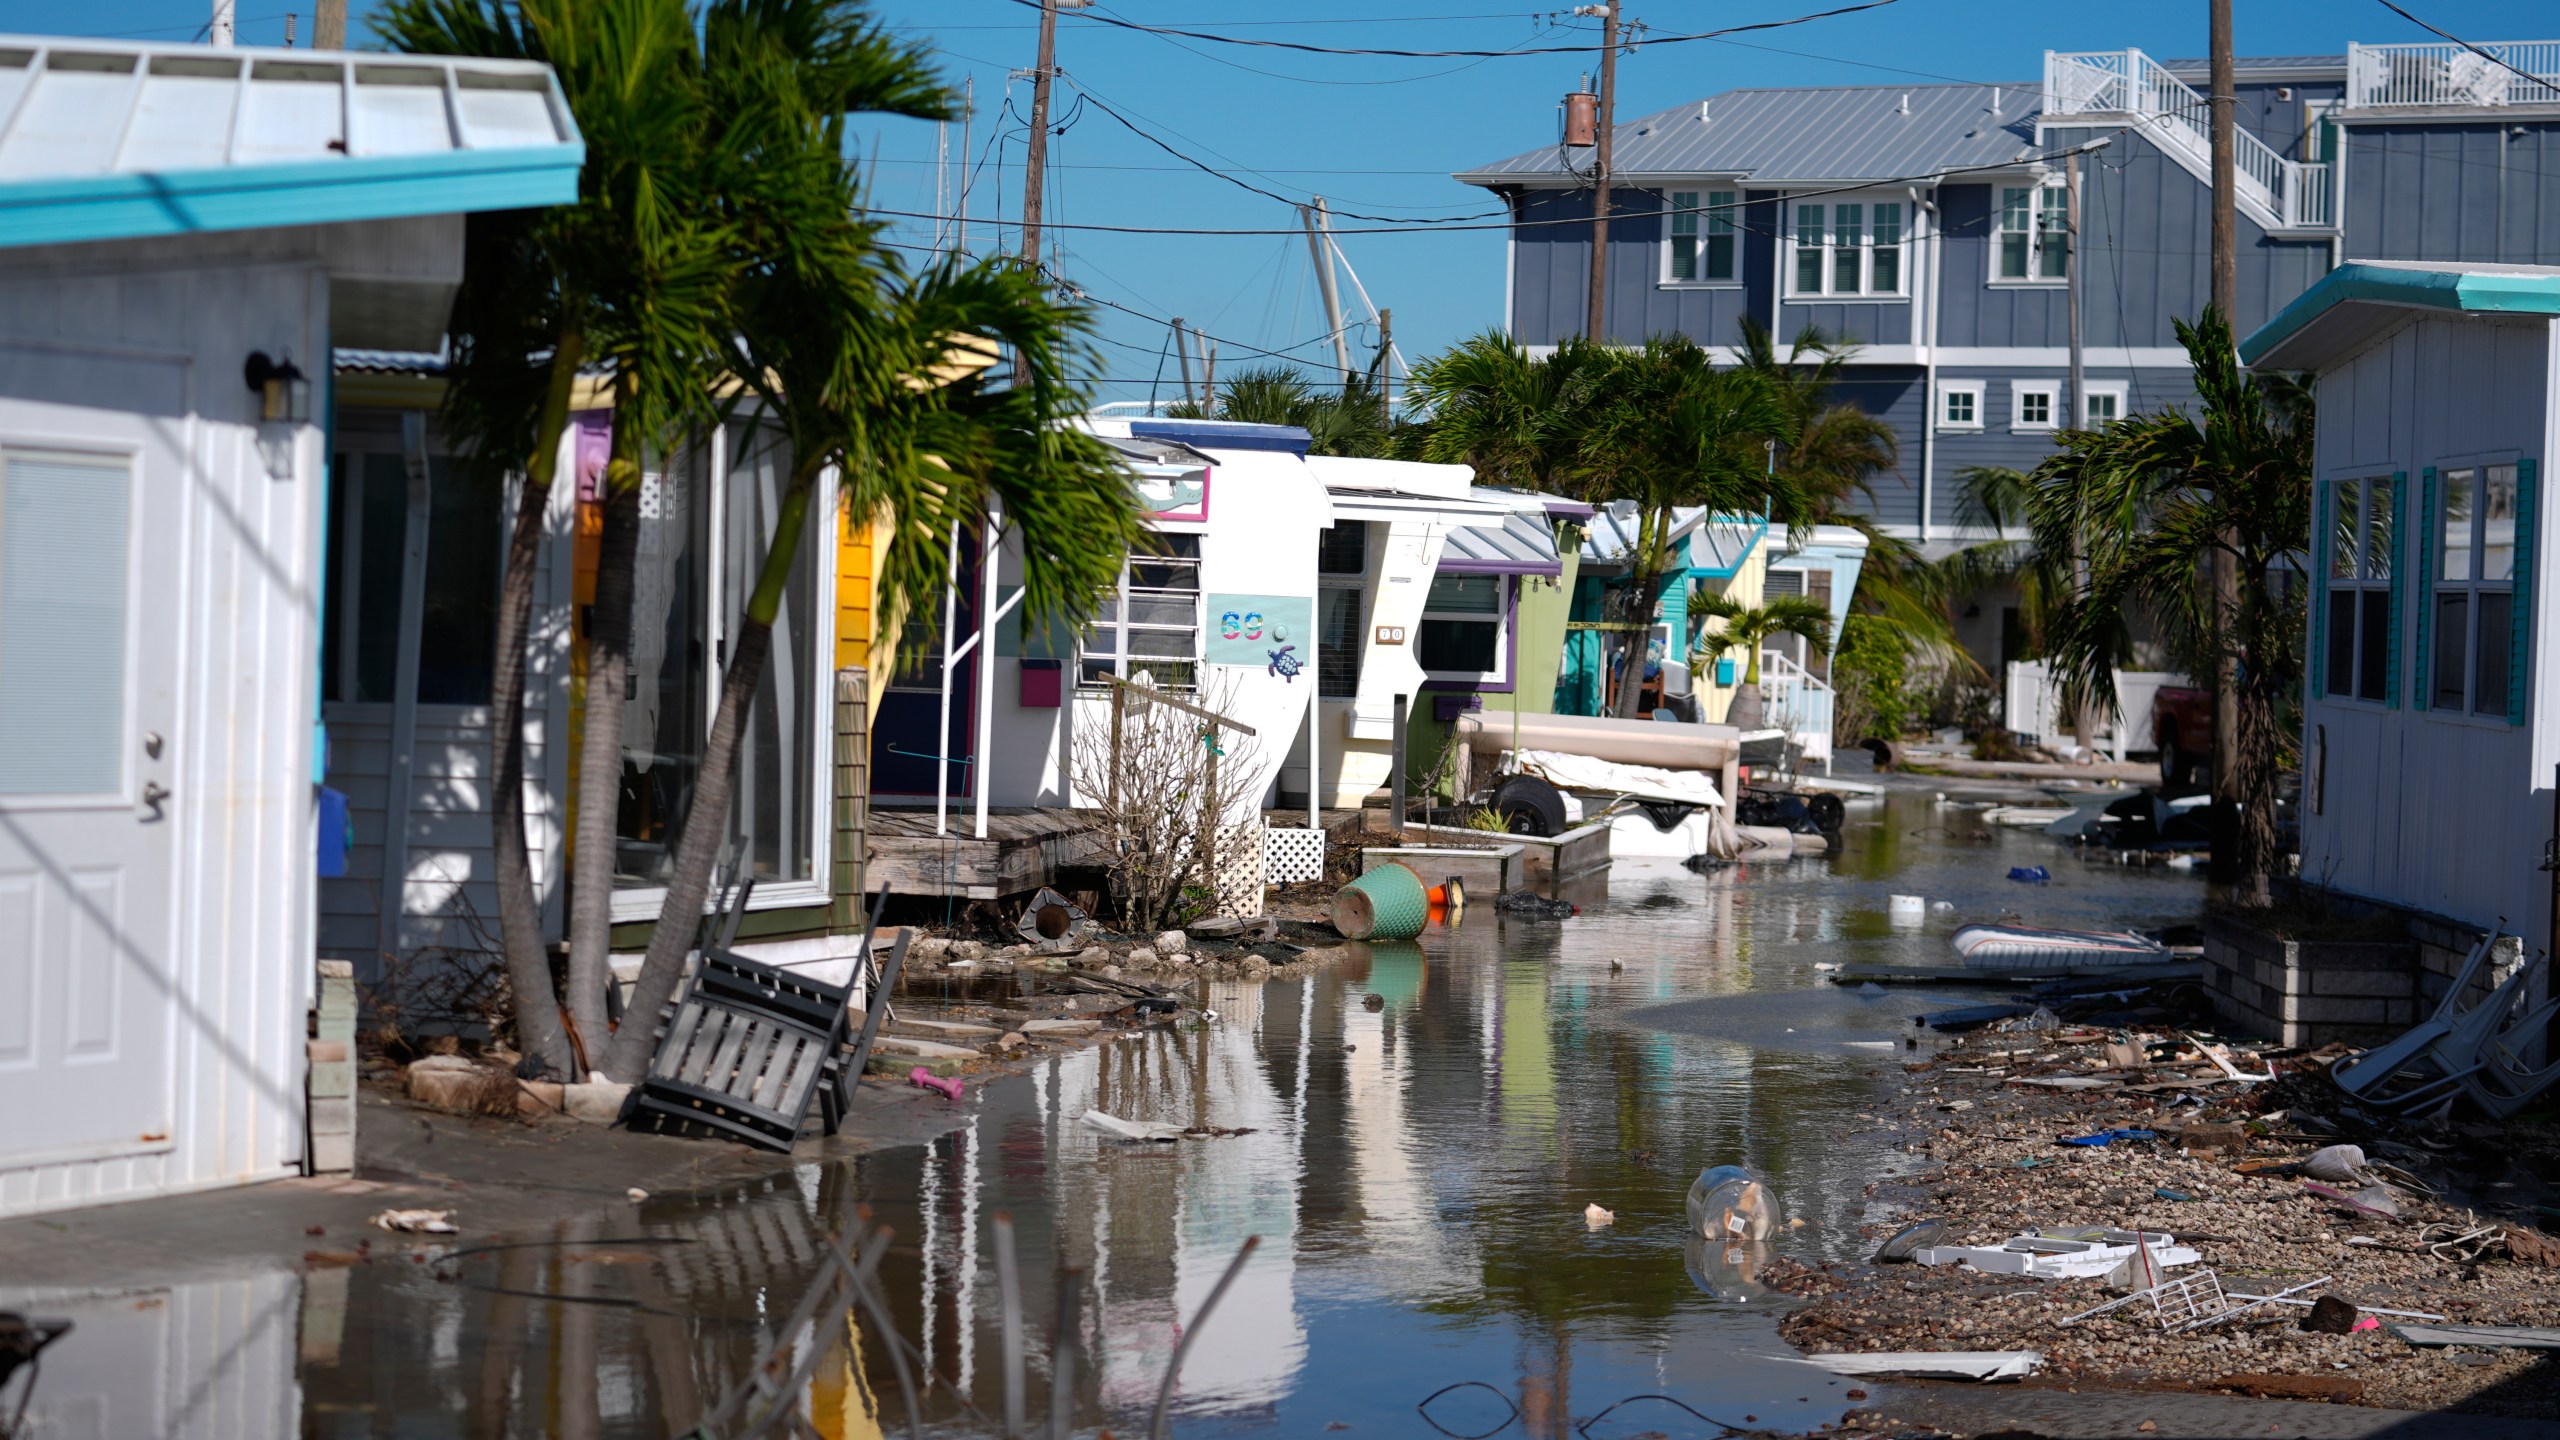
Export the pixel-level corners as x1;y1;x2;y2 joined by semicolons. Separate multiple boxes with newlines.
2370;0;2557;97
1014;0;1900;60
1088;8;1578;88
1066;82;1505;224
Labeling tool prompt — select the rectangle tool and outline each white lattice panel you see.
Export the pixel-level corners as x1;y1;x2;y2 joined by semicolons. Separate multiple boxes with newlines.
1210;821;1266;917
1263;826;1327;885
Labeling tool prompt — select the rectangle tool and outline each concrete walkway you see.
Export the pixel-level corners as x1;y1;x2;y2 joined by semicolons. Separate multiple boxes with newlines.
0;1082;975;1290
1856;1384;2560;1440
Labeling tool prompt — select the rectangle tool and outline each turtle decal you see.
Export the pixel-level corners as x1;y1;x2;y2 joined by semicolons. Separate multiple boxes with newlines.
1267;644;1302;681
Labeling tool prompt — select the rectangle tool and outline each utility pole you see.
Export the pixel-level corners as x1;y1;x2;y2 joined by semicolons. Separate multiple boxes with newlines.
1582;0;1622;343
1202;339;1218;416
314;0;343;48
2065;147;2099;751
210;0;235;46
957;78;974;257
2207;0;2242;878
1376;307;1393;426
1302;200;1353;385
1172;319;1194;410
1014;0;1088;384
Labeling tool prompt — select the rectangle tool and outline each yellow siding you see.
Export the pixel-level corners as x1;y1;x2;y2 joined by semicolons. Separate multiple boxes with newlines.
837;501;873;671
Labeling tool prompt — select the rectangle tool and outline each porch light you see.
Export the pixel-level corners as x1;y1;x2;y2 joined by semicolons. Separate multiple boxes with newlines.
243;351;309;478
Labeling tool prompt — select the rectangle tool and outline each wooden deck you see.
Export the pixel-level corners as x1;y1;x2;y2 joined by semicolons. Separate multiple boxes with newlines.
866;807;1106;900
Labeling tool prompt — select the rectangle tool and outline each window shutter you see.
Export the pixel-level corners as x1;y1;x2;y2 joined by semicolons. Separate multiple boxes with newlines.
2510;457;2538;726
2310;479;2331;698
2414;466;2436;710
2384;470;2406;708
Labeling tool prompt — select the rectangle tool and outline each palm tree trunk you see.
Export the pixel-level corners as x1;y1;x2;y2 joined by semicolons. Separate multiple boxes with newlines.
602;462;822;1082
1611;510;1659;720
564;391;644;1069
491;325;583;1079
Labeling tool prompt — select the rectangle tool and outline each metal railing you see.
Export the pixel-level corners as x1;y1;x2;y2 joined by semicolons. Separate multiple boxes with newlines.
1756;649;1834;768
2346;40;2560;109
2044;49;2335;230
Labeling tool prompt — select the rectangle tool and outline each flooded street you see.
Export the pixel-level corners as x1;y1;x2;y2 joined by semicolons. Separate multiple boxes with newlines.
4;791;2207;1438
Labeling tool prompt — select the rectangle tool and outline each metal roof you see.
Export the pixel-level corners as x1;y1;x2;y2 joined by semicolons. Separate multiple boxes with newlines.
0;35;582;249
1126;418;1309;454
1439;511;1564;575
1580;507;1766;576
1456;82;2041;187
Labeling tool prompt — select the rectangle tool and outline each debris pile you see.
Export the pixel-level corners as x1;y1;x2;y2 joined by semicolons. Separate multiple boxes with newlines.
1779;1006;2560;1418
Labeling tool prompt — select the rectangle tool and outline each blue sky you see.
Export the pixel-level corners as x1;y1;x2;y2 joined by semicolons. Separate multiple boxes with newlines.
9;0;2554;401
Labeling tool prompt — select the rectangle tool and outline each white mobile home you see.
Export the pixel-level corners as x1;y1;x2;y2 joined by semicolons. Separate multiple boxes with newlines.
879;418;1515;889
2241;261;2558;962
0;36;582;1216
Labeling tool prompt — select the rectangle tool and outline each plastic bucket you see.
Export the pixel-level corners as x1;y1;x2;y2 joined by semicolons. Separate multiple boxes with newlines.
1888;894;1926;925
1333;860;1430;940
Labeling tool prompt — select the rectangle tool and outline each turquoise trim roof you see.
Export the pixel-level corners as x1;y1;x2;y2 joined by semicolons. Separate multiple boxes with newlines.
0;143;583;249
2241;261;2560;368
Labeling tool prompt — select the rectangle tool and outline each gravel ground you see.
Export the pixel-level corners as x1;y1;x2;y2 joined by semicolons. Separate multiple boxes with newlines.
1775;1021;2560;1419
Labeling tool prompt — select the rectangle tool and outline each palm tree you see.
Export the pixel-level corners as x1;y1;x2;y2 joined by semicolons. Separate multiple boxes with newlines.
2023;307;2311;900
1692;594;1834;729
1732;317;1898;521
598;0;1142;1082
1400;331;1613;493
381;0;724;1076
1582;338;1804;717
1172;365;1390;456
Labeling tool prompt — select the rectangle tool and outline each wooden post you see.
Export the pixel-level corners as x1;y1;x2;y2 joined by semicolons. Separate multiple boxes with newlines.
1390;692;1408;838
1201;737;1220;915
829;667;870;933
1109;683;1126;816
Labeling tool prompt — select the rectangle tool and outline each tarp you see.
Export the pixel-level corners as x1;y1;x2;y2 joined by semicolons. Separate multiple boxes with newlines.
1508;748;1725;808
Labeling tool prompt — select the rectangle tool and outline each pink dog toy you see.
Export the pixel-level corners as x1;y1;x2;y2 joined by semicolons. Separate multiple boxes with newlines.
908;1066;965;1102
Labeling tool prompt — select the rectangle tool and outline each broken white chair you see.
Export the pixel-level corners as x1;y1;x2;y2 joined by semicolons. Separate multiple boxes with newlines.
2362;956;2544;1115
2329;926;2498;1100
2458;955;2560;1119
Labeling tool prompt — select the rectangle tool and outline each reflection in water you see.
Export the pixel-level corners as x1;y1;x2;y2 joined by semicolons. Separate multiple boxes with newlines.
0;794;2200;1437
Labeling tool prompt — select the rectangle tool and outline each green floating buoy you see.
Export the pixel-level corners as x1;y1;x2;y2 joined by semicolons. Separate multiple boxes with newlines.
1333;860;1430;940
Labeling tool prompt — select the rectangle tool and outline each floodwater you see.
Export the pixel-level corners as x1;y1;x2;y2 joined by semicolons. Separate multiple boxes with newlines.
3;790;2206;1439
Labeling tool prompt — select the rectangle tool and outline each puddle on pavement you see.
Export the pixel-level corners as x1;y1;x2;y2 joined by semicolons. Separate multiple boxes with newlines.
3;791;2203;1438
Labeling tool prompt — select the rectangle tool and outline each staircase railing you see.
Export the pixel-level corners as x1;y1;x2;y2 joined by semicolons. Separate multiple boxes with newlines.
2044;49;2335;230
1755;649;1834;768
2346;40;2560;109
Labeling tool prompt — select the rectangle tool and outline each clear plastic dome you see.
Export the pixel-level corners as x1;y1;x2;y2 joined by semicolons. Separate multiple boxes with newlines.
1684;1165;1782;1241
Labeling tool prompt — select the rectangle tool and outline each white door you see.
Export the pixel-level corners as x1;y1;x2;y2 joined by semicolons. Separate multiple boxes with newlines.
0;348;185;1170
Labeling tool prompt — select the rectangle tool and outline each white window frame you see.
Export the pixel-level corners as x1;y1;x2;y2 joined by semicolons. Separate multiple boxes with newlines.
2428;459;2520;718
1785;192;1910;300
1936;380;1985;432
1079;527;1203;692
1660;187;1741;287
1417;573;1510;686
2011;381;2059;432
1991;181;2069;286
2079;381;2127;428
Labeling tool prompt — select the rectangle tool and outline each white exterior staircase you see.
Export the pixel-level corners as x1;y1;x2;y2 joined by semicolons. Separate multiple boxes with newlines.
2043;49;2337;232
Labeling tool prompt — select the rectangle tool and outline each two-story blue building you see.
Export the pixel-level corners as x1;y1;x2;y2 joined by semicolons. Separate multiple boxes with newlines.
1457;38;2560;543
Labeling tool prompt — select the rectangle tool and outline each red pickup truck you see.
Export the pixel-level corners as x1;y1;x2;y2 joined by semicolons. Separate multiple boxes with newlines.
2150;686;2212;791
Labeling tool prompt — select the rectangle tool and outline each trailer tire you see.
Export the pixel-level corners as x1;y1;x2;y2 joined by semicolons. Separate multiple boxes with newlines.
1490;774;1568;838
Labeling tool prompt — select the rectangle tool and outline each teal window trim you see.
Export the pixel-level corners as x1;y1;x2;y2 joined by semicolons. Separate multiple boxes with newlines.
2384;470;2406;708
2414;466;2437;710
2511;457;2538;726
2310;479;2331;698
